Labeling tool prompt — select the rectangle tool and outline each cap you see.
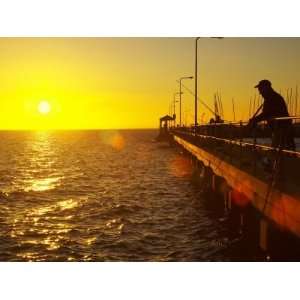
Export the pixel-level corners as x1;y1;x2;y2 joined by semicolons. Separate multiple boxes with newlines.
255;79;272;89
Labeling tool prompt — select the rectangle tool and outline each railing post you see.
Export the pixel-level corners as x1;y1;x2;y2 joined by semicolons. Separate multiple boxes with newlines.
239;121;243;167
253;125;257;175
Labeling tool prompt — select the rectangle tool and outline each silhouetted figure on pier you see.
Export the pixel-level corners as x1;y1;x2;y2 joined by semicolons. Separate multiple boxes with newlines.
249;80;295;150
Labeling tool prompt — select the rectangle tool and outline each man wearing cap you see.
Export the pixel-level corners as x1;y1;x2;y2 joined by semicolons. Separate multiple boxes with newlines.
249;79;295;150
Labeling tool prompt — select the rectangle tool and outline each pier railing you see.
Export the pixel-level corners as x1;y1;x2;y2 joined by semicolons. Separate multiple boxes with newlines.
171;116;300;158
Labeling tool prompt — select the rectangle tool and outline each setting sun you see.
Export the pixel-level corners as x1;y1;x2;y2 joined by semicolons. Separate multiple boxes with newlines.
38;101;51;115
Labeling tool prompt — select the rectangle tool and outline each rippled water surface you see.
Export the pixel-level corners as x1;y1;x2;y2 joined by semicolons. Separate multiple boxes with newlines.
0;130;237;261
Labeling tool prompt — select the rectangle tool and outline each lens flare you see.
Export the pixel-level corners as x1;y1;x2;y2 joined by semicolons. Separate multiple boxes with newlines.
100;131;126;151
231;187;251;207
169;155;193;177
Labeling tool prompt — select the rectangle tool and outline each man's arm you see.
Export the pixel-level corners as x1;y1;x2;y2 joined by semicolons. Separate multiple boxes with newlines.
250;112;266;124
248;103;265;126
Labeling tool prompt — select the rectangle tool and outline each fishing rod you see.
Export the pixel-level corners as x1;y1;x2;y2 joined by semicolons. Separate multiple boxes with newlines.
232;98;236;121
177;80;222;120
250;103;263;120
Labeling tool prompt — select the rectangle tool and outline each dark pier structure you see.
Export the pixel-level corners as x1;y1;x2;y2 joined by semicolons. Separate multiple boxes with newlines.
159;118;300;260
156;114;175;142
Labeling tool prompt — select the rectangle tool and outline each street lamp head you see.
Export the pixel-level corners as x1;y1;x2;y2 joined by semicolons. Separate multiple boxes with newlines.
179;76;194;81
196;37;224;40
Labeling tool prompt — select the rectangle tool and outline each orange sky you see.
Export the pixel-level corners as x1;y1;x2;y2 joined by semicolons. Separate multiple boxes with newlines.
0;37;300;129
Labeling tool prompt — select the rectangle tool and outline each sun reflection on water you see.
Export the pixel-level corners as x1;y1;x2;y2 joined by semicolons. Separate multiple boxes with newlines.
23;177;63;192
8;196;88;259
105;218;124;235
57;199;79;211
27;198;81;217
16;252;41;262
85;237;97;246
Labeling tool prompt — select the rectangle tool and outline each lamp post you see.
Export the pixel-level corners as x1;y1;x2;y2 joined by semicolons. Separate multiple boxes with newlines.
194;37;200;128
194;37;223;128
173;92;181;127
179;76;193;126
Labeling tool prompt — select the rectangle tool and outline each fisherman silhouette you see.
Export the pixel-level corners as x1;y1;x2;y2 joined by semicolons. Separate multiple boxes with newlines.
249;79;295;150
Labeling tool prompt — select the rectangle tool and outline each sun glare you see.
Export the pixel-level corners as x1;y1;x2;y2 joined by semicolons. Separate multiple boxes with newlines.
38;101;51;115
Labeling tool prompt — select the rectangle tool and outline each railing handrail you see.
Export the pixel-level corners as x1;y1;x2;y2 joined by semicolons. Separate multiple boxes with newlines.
172;115;300;128
172;129;300;158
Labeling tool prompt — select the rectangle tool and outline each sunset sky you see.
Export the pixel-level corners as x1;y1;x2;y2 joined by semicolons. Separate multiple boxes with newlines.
1;37;300;129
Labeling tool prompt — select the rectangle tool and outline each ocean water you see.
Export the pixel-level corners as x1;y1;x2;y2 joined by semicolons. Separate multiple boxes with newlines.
0;130;237;261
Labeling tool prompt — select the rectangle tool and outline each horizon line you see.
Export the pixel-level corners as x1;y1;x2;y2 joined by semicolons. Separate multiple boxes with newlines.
0;127;158;131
